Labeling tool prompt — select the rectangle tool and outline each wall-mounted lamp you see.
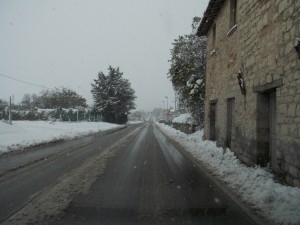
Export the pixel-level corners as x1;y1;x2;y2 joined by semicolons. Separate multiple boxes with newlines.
295;38;300;59
237;70;246;95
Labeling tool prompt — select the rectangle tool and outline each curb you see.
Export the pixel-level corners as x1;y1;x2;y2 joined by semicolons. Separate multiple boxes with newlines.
156;124;273;225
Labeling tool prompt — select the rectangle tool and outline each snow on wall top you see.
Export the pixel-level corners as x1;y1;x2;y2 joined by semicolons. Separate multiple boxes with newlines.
172;113;195;125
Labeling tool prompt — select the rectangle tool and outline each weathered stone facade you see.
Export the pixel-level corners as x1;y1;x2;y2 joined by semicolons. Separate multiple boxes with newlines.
172;123;197;134
197;0;300;187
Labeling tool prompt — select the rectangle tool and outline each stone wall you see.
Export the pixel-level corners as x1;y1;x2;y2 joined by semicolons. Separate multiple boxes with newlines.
172;123;197;134
203;0;300;186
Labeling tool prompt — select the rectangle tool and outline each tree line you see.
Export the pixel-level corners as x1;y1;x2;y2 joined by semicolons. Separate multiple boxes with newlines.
19;87;87;110
1;67;136;124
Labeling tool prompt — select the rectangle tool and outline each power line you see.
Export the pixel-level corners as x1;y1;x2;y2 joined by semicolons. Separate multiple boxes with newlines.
0;73;47;89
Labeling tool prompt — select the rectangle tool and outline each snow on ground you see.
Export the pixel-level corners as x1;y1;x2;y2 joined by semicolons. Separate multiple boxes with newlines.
0;120;122;154
128;120;144;124
157;123;300;225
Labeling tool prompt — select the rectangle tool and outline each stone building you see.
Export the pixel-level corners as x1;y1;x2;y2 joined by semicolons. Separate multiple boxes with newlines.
197;0;300;187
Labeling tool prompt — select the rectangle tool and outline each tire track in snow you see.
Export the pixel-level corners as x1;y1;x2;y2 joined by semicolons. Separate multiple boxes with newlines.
1;125;144;225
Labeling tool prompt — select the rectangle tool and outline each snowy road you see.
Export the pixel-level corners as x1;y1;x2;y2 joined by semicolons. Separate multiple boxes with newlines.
0;121;258;225
0;123;141;224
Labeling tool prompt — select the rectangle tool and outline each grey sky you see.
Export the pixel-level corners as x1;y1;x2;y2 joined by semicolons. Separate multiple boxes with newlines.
0;0;208;111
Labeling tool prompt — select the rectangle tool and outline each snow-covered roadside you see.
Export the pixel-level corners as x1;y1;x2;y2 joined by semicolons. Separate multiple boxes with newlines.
156;123;300;225
0;121;123;154
172;113;195;125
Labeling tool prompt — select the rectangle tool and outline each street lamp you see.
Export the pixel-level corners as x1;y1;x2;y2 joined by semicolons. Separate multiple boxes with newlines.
165;96;168;110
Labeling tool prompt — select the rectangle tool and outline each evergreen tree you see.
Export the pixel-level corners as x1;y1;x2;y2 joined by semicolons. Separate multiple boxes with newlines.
168;18;207;126
91;66;136;124
0;99;8;120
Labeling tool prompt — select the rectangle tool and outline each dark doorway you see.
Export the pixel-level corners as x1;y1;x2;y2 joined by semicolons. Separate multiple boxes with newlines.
269;91;277;169
226;98;235;148
256;90;276;167
209;101;217;141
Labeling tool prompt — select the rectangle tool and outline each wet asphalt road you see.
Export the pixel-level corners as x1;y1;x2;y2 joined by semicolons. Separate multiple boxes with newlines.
0;124;141;223
49;122;257;225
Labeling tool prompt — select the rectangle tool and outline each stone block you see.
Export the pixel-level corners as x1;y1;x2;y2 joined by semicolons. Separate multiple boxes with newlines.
266;74;272;83
276;150;282;159
286;175;293;185
272;12;279;21
293;179;300;188
281;124;289;136
290;124;297;137
284;42;293;55
278;0;288;14
296;104;300;117
287;103;296;117
285;154;292;164
278;104;287;114
290;24;296;37
295;73;300;81
295;93;300;102
289;88;296;96
296;151;300;167
263;13;268;27
286;18;293;31
285;95;294;103
284;32;290;42
277;114;285;124
289;165;299;178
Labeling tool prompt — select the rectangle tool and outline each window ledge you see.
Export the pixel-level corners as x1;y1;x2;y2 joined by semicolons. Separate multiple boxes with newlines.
227;24;237;37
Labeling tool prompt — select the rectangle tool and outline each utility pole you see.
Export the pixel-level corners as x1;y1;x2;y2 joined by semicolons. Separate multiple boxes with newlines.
9;96;12;125
165;96;168;110
77;109;79;122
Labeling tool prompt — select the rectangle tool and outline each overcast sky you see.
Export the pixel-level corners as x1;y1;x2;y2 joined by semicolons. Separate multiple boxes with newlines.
0;0;209;112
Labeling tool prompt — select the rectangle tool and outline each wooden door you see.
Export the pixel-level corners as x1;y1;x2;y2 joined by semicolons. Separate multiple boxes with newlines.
269;91;277;169
210;102;217;141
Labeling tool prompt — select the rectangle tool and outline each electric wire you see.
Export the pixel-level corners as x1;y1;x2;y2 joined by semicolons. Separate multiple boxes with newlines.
0;73;47;89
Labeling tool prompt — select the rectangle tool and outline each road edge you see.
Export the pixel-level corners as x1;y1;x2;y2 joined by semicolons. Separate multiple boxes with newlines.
0;124;130;158
1;124;145;225
155;123;273;225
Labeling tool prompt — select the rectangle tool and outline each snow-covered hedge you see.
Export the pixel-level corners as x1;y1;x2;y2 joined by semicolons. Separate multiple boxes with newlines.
172;113;196;125
172;113;197;134
7;108;98;122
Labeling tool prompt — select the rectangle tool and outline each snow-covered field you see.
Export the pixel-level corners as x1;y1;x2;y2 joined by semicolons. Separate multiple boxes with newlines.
157;123;300;225
0;120;122;154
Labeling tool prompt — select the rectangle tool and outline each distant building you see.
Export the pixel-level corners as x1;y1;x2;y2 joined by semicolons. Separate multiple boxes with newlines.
197;0;300;187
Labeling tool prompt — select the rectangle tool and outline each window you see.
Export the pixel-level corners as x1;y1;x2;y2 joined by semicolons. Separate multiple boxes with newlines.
230;0;237;28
